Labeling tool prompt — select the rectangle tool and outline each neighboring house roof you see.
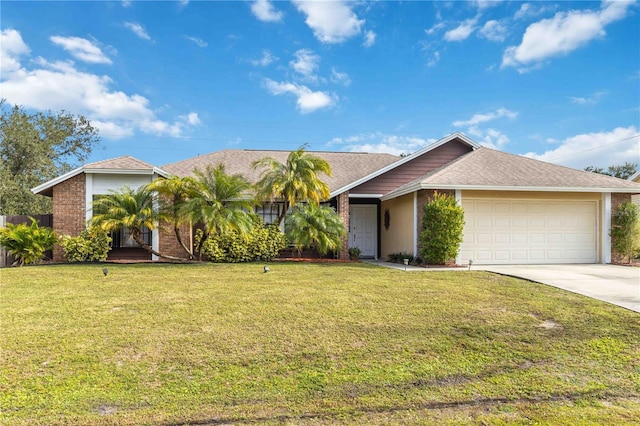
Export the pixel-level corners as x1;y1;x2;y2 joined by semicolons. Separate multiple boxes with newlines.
161;149;399;193
383;147;640;199
629;170;640;182
32;156;168;197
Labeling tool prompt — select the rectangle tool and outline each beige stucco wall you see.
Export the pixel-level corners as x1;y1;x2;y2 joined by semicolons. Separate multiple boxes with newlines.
380;193;414;260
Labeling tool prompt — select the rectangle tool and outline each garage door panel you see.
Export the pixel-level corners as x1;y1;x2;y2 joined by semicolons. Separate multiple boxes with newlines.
461;199;597;265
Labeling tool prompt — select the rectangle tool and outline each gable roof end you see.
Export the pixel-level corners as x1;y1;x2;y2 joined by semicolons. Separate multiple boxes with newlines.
31;156;168;197
330;132;481;197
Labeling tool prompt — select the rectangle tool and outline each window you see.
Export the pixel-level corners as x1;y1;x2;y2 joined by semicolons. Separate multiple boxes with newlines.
255;202;284;225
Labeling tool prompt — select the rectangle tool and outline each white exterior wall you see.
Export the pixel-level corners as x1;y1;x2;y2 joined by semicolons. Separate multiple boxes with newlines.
86;173;159;259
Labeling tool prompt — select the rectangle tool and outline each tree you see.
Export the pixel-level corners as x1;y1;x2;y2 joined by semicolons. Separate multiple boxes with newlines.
146;175;197;259
585;162;637;180
0;101;100;214
90;186;183;261
253;145;332;226
285;203;346;257
183;164;257;259
419;192;465;265
0;218;57;266
610;201;640;264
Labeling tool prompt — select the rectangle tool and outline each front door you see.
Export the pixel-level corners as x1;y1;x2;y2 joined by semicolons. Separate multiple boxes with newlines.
349;205;377;258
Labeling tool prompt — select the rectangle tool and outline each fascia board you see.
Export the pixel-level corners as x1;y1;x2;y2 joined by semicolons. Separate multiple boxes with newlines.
629;170;640;181
31;166;84;194
349;193;383;198
381;184;640;201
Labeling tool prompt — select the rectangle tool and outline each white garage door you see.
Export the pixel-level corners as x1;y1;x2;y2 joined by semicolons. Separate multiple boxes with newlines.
460;199;597;265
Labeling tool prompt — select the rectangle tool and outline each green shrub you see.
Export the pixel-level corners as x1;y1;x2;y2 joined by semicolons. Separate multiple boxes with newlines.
348;247;361;260
388;252;414;264
610;201;640;263
196;223;287;263
419;192;465;265
60;226;112;262
0;218;57;266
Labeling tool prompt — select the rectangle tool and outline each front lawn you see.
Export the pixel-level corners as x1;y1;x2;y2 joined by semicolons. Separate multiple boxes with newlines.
1;263;638;425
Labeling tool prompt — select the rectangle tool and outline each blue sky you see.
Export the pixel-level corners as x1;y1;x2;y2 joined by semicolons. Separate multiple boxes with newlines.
1;0;638;171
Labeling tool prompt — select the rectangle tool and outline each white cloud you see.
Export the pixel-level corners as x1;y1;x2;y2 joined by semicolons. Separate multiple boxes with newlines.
513;3;554;20
290;49;320;80
468;127;511;149
330;67;351;86
453;108;517;149
0;29;30;74
292;0;364;44
179;0;190;8
427;51;441;68
444;18;478;42
251;0;283;23
473;0;503;10
263;78;335;113
89;120;134;139
425;22;446;35
50;36;112;64
478;19;508;42
250;49;278;67
0;29;198;140
452;108;518;127
185;36;207;47
183;112;201;126
363;30;376;47
124;22;151;41
121;0;131;8
502;1;634;70
328;132;437;156
569;90;608;105
420;41;442;67
524;126;640;169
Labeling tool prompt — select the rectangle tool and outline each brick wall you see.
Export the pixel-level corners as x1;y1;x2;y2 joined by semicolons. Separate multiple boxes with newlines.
610;193;633;263
336;192;350;260
415;189;454;256
52;173;86;261
158;221;192;259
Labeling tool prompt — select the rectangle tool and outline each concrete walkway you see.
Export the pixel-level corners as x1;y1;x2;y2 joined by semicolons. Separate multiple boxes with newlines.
363;260;640;313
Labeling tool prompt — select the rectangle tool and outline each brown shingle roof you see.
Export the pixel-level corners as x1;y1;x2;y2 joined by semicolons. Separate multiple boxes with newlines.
386;147;640;197
85;155;156;170
161;149;399;193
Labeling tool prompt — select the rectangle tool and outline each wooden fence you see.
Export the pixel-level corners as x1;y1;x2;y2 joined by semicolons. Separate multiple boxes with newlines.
0;214;53;267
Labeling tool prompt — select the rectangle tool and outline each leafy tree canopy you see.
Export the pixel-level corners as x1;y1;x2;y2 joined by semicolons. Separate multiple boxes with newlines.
0;100;101;215
584;162;637;180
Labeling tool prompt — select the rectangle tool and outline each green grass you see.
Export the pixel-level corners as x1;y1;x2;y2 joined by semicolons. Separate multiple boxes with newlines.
1;262;639;425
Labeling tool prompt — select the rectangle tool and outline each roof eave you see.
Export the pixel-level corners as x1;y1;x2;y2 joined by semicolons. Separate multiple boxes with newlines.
381;184;640;201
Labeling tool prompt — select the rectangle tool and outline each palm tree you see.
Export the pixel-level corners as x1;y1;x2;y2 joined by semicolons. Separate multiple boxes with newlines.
90;186;184;261
253;145;332;226
285;203;346;257
146;175;196;259
183;164;256;258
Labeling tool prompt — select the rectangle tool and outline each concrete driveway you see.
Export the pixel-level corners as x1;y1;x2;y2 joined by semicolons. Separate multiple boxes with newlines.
480;264;640;313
